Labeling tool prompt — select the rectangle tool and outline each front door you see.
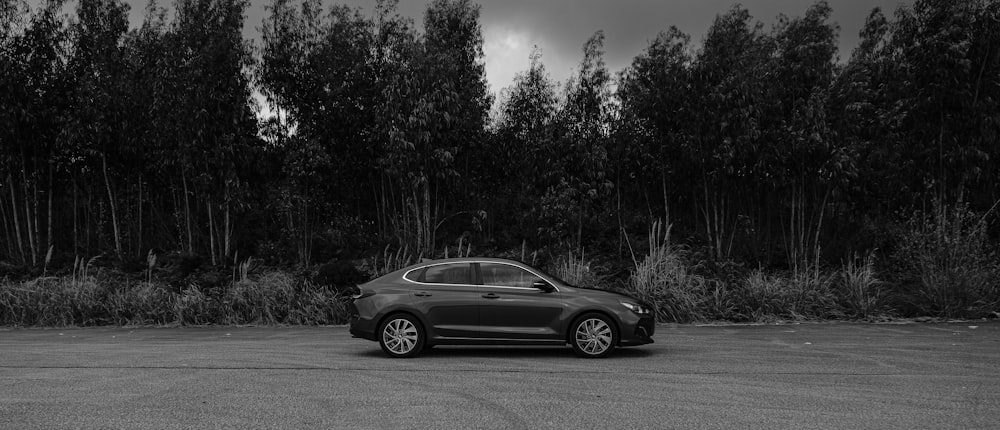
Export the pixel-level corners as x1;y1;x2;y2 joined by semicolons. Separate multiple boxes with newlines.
476;262;564;340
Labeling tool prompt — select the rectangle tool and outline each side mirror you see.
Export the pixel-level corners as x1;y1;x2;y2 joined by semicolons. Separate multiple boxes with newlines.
532;280;555;293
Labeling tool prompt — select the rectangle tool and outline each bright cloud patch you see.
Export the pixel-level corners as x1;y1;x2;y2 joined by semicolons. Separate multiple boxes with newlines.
482;26;533;96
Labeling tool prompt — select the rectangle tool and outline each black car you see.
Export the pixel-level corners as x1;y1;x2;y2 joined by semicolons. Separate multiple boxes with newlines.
348;257;655;358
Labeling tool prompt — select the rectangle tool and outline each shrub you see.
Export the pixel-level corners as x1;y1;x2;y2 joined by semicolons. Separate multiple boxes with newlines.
893;201;999;318
549;248;601;289
733;269;839;321
222;271;350;325
839;251;883;319
0;268;352;327
361;245;419;278
627;221;723;322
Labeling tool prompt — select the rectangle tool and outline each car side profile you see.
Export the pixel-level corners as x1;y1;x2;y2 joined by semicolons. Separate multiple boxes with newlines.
348;257;655;358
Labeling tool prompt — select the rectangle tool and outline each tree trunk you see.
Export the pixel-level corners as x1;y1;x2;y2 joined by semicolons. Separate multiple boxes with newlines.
137;175;143;259
208;199;217;266
7;174;25;264
224;198;231;260
102;153;122;259
46;166;53;256
22;155;37;265
181;167;193;254
0;187;12;259
661;168;670;226
423;176;431;256
73;179;78;255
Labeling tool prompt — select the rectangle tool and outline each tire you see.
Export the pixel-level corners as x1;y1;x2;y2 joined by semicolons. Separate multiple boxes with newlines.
378;314;425;358
570;313;617;358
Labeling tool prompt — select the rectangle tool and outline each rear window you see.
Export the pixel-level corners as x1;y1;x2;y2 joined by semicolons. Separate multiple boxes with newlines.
421;263;471;285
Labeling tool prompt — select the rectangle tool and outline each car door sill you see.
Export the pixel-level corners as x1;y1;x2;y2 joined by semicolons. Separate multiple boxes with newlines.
430;337;565;346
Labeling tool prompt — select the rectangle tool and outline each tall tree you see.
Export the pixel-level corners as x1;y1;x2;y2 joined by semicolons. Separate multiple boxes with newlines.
617;27;692;226
379;0;490;254
541;31;613;249
487;47;559;243
688;6;770;260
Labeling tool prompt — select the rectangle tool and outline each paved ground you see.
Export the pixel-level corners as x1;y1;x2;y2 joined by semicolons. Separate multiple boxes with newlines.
1;322;998;429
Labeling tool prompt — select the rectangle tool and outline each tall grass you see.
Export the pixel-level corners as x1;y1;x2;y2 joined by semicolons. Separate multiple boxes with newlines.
0;269;351;327
735;269;838;321
894;201;999;317
363;245;419;277
627;221;723;322
840;251;882;319
550;248;600;289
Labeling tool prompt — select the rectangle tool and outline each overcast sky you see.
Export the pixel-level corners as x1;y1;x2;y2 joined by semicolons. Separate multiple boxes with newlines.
36;0;914;99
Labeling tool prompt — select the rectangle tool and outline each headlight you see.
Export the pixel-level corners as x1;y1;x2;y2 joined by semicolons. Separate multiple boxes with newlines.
621;301;650;315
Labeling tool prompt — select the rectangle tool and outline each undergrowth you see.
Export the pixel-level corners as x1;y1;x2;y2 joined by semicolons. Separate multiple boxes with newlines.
0;270;350;327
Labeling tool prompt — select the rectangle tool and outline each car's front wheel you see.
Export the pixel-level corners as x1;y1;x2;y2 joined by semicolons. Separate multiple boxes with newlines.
378;314;425;358
570;313;617;358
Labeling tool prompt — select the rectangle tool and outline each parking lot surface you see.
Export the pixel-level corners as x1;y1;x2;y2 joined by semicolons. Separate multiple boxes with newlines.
1;322;997;429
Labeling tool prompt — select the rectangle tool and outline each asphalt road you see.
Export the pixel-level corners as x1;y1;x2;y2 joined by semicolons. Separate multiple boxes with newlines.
1;322;997;429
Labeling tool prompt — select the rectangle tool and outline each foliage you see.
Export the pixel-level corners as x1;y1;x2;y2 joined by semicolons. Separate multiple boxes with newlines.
892;201;999;317
735;269;840;321
627;221;726;323
549;248;600;290
2;0;1000;325
839;251;883;318
0;270;350;326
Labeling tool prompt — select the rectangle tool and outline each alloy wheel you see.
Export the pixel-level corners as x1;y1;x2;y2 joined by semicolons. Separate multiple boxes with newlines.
382;318;419;355
574;317;613;356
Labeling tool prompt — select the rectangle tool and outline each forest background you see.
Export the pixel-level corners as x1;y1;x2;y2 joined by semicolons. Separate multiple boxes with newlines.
1;0;999;326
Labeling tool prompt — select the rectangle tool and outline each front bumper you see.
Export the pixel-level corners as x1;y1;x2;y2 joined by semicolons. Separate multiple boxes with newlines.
620;316;655;346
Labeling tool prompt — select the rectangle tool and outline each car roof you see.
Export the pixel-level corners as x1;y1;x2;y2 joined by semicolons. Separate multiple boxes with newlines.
381;257;535;280
396;257;528;271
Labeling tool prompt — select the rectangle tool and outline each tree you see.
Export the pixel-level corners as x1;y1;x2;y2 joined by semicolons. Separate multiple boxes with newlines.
379;0;490;255
0;0;72;266
687;6;771;260
761;1;841;274
487;47;559;243
617;27;693;227
64;0;130;259
260;0;378;265
540;31;614;249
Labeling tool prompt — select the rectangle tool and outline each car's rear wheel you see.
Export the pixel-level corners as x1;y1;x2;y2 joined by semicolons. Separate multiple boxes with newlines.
570;313;617;358
378;314;424;358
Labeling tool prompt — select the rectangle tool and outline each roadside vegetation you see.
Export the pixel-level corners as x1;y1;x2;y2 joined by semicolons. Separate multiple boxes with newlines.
2;0;999;325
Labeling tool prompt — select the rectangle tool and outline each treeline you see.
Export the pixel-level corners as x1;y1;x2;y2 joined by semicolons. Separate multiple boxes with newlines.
1;0;999;314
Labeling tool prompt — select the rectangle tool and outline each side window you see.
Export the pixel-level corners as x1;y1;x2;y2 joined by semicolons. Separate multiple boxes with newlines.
403;268;424;283
422;263;471;285
480;263;542;288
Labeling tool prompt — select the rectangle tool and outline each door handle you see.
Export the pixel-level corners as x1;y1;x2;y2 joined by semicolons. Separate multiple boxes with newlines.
482;293;500;299
414;292;432;297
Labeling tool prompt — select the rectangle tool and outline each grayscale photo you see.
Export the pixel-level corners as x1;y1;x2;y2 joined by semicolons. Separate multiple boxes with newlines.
1;0;998;428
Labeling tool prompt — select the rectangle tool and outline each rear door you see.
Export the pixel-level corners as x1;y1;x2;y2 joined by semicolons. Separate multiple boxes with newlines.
476;262;565;340
406;263;480;339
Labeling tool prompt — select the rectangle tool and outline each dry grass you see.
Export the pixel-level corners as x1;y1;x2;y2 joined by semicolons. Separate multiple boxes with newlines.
735;269;838;321
0;268;350;327
627;221;721;322
550;248;600;289
363;245;419;277
895;201;999;317
840;251;882;319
